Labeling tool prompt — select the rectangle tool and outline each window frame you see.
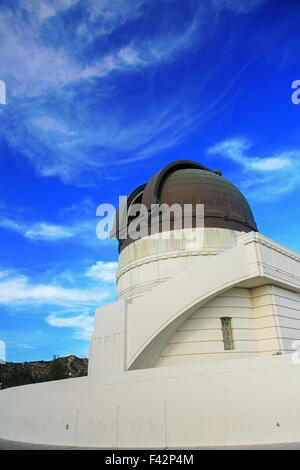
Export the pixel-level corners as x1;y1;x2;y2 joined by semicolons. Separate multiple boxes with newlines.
221;316;234;351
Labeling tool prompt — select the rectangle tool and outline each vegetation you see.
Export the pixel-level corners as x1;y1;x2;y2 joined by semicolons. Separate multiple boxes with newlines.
0;355;88;389
3;368;35;388
47;355;69;381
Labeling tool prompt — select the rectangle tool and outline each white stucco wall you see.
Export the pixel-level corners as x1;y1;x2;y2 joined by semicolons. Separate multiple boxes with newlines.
1;355;300;448
124;232;300;370
2;232;300;448
117;228;242;299
89;232;300;375
88;300;126;377
156;287;258;366
155;285;300;366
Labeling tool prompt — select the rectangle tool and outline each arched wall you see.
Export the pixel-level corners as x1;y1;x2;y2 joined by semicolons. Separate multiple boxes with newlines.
126;233;300;370
155;284;300;367
155;287;258;366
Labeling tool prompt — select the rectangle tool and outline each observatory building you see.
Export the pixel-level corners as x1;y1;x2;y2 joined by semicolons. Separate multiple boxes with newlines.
1;160;300;448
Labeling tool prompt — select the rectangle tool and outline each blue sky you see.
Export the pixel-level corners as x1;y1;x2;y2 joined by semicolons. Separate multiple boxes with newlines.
0;0;300;362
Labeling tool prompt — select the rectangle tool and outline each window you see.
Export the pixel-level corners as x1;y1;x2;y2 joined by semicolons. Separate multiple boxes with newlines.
221;317;234;350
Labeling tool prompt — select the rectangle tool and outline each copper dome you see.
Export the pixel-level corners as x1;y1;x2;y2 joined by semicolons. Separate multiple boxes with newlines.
111;160;257;252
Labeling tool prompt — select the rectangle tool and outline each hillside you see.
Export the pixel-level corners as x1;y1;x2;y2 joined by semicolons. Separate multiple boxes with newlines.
0;355;88;389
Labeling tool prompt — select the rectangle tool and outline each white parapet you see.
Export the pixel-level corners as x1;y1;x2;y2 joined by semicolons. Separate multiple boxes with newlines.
1;355;300;448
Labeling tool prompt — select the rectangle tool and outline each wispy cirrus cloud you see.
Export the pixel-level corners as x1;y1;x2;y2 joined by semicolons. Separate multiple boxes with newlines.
20;0;80;21
0;0;269;185
207;137;300;201
211;0;267;14
31;116;75;135
0;0;196;99
0;215;27;234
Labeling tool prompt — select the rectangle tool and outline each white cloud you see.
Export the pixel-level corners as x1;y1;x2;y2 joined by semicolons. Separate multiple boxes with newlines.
58;198;95;217
0;273;109;306
20;0;80;21
0;0;247;99
77;16;200;82
0;215;26;234
0;0;271;185
16;343;35;350
87;0;144;27
0;214;75;241
0;213;100;246
46;311;94;340
118;46;142;66
207;138;300;200
0;8;80;98
0;211;118;249
31;117;74;135
0;1;212;186
250;157;291;171
0;0;196;99
211;0;267;14
25;223;73;240
86;261;118;282
208;138;292;172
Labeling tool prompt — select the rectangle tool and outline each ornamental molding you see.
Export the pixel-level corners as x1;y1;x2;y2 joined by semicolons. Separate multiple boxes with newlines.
118;278;170;299
238;232;300;263
116;249;222;281
261;262;300;287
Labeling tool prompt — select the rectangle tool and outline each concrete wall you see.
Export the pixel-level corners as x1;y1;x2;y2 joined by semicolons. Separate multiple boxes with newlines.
1;355;300;448
2;232;300;447
270;286;300;352
89;232;300;374
251;285;284;354
251;285;300;354
88;300;126;377
156;285;300;366
125;232;300;370
156;287;259;366
117;228;242;300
